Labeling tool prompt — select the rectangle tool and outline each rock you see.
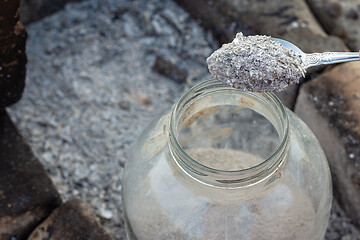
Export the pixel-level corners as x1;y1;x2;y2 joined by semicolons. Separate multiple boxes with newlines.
28;198;115;240
0;109;62;239
152;56;188;84
0;0;27;108
119;100;131;110
326;199;360;239
295;62;360;227
306;0;360;51
275;84;299;109
19;0;82;24
174;0;253;44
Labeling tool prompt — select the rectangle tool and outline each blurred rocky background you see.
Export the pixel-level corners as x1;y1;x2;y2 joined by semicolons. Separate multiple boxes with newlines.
1;0;359;239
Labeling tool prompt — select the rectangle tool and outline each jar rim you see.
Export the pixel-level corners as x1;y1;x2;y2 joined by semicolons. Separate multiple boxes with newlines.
169;79;289;188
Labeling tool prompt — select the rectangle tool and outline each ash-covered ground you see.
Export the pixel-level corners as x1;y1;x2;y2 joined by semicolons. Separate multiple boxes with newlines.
9;0;215;238
8;0;359;239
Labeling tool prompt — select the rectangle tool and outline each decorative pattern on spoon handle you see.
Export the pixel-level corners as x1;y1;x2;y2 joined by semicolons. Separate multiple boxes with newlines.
305;52;360;68
306;53;333;67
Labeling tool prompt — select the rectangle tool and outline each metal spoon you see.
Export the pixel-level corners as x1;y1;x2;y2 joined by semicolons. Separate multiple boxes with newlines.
273;38;360;69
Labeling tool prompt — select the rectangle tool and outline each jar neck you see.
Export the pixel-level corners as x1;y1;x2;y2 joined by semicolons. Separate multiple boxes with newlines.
168;79;289;188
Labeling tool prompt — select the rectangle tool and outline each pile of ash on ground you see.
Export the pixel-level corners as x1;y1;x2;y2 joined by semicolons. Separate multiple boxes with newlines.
8;0;216;238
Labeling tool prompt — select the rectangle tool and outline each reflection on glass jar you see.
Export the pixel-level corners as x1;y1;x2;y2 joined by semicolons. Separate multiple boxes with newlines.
122;79;332;240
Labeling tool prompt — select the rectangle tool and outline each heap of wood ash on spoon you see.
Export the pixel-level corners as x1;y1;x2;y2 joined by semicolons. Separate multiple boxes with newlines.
207;33;306;92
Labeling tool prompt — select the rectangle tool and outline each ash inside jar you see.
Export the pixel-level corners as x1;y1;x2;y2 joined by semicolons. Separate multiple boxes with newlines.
126;147;317;240
207;33;305;92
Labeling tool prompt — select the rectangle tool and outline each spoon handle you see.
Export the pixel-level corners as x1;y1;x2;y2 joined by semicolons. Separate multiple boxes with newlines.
305;52;360;68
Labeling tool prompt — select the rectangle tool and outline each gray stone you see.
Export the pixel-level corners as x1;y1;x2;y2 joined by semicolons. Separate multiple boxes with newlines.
28;198;115;240
174;0;253;44
326;199;360;240
306;0;360;51
275;84;299;109
295;62;360;228
152;56;188;84
0;109;62;239
119;100;131;110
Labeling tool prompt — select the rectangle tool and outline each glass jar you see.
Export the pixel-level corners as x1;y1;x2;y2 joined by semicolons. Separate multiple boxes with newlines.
122;79;332;240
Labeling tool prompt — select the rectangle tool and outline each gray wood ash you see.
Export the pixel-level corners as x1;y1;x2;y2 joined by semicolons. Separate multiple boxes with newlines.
7;0;216;238
207;33;306;92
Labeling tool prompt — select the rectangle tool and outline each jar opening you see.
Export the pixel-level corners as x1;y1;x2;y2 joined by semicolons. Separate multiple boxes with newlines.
169;79;289;187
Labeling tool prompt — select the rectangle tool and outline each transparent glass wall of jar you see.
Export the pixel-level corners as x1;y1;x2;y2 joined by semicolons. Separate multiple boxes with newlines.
122;79;332;240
